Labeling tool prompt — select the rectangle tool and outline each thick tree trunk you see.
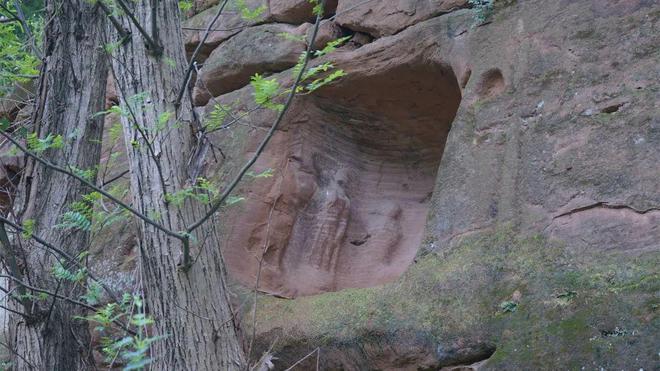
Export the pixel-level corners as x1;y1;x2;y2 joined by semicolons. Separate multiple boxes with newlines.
110;1;244;369
6;1;108;370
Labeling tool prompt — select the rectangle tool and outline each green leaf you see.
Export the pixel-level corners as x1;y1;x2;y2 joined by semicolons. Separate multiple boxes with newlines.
246;168;274;178
124;357;153;371
21;219;35;239
163;56;176;68
204;104;231;131
250;74;283;111
156;111;172;131
0;18;41;95
52;262;87;282
0;117;10;130
130;313;154;327
178;0;193;12
109;121;123;142
308;0;323;16
499;300;518;313
127;92;149;106
313;36;352;57
305;69;346;92
26;132;63;153
468;0;494;25
55;211;92;231
104;40;123;54
225;195;245;206
82;282;102;305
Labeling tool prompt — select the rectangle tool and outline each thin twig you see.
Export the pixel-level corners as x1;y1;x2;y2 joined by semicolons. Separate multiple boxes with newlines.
185;4;326;235
101;169;129;187
283;347;320;371
245;202;276;368
0;3;20;23
0;130;184;240
0;274;96;311
0;339;36;369
246;159;290;367
175;0;231;107
12;0;42;59
0;303;28;318
181;25;247;32
0;274;136;335
97;0;131;41
0;215;121;305
114;0;162;55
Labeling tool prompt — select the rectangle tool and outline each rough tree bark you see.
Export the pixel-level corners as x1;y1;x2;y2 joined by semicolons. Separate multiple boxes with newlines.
110;1;244;369
5;1;108;369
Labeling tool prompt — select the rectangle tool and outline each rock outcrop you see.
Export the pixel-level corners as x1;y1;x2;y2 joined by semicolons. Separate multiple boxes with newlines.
192;23;306;105
2;0;657;369
335;0;469;37
204;31;461;297
187;0;659;369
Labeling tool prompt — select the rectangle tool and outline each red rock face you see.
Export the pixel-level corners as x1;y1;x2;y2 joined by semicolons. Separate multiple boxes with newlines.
216;43;462;297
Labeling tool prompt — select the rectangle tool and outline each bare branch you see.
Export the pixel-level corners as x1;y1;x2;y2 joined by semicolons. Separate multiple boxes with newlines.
11;0;42;59
0;274;136;335
97;0;131;41
0;274;97;311
0;215;121;306
175;0;231;107
0;130;184;241
0;2;20;21
0;221;31;314
101;169;129;187
115;0;162;55
283;347;321;371
185;5;326;236
0;339;36;369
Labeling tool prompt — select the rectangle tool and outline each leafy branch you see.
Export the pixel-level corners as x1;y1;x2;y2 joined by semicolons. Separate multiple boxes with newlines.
184;0;328;243
0;130;185;241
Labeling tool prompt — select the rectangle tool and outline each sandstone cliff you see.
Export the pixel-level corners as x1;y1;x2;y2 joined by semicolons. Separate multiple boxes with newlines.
1;0;658;369
192;1;659;368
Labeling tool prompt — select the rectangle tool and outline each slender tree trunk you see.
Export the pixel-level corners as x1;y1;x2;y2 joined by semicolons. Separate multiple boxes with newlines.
110;1;244;369
5;1;108;370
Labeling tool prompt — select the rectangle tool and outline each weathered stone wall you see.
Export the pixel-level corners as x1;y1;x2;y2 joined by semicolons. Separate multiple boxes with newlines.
187;0;658;369
1;0;657;369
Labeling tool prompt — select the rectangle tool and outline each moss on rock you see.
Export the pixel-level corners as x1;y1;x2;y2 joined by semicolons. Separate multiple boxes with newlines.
247;226;659;369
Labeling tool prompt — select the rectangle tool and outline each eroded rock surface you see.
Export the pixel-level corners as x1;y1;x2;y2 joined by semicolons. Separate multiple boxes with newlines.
335;0;468;37
204;29;461;297
193;23;306;105
1;0;655;369
182;0;268;61
204;0;659;369
270;0;338;24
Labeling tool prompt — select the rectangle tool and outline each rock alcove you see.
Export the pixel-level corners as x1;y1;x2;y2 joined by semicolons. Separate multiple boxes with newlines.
217;45;463;297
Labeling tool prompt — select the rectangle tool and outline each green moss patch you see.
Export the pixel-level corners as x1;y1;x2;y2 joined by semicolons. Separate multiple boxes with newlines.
246;226;659;369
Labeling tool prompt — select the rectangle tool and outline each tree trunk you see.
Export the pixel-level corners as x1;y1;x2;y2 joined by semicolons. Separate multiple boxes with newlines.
6;1;108;370
110;1;244;369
